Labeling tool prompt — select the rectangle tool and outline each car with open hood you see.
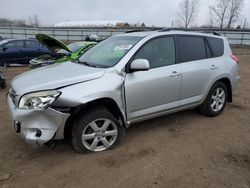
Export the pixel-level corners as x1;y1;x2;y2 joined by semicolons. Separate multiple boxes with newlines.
29;34;97;69
7;30;239;153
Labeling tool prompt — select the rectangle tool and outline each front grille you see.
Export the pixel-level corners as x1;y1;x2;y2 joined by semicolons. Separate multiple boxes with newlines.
9;88;17;104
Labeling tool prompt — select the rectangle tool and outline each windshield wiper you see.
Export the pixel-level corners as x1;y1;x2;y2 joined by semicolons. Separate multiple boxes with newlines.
78;61;96;68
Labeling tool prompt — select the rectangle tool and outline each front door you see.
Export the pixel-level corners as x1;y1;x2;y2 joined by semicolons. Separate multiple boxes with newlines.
125;36;181;121
1;41;25;65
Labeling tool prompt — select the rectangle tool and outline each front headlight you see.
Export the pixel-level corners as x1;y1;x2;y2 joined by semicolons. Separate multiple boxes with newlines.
19;90;61;110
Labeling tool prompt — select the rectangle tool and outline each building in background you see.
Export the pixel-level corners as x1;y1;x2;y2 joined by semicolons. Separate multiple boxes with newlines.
54;20;126;27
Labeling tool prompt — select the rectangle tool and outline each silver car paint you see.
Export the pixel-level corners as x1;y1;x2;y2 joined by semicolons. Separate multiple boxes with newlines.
7;31;239;147
11;62;106;95
125;63;181;120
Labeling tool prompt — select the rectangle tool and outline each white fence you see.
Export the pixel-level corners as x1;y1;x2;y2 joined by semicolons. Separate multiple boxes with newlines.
0;27;126;41
0;26;250;45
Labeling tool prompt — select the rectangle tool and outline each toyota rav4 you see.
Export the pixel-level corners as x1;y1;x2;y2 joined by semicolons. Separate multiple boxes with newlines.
7;30;240;153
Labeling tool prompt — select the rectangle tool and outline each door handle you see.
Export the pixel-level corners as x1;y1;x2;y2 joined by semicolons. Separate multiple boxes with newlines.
210;65;218;70
170;71;181;77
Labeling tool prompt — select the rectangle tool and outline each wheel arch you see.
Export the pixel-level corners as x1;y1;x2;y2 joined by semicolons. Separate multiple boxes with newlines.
64;97;127;140
207;77;232;103
216;77;232;102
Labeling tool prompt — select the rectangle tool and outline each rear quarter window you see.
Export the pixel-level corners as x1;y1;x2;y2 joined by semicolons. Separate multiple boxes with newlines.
206;37;224;57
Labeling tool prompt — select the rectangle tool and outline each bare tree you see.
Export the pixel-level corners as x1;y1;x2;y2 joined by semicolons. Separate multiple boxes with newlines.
210;0;230;29
226;0;244;29
177;0;200;28
243;17;248;29
239;16;248;30
207;6;215;27
27;15;40;27
33;15;40;27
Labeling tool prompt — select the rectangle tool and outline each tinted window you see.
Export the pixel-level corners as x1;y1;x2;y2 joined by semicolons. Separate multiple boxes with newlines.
134;37;175;69
178;36;206;63
205;41;212;58
26;40;40;48
206;37;224;57
4;41;24;49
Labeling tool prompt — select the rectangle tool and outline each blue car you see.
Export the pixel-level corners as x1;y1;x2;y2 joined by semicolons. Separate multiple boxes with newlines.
0;38;51;65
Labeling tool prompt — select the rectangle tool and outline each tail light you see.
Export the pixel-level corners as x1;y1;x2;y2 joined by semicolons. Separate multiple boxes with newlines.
231;54;239;64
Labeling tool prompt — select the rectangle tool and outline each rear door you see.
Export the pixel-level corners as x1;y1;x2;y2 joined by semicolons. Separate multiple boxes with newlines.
125;36;182;121
24;40;43;60
177;35;215;106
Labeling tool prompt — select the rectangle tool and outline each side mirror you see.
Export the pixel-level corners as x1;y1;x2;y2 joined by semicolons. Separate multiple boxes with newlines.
130;59;150;72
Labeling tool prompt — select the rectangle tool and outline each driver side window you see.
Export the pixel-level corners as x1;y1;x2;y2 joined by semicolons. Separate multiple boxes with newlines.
134;36;176;69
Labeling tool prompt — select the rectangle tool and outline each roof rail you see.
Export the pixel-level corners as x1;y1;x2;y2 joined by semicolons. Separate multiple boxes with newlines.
125;29;150;33
159;28;221;36
212;31;221;36
159;28;171;32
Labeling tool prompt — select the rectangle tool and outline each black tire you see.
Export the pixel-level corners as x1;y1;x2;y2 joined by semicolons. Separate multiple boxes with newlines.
200;82;228;117
0;79;6;89
71;107;124;153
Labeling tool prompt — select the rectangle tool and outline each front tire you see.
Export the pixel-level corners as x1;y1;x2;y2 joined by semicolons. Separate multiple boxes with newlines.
0;78;6;89
71;107;123;153
200;82;228;117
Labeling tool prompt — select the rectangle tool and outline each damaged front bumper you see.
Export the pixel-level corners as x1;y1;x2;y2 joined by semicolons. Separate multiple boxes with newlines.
7;94;70;147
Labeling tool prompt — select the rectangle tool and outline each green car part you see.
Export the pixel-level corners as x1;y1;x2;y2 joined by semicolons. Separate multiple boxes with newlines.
29;34;97;69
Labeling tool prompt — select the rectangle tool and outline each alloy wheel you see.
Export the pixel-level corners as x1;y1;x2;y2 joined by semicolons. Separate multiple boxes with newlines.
81;118;118;152
210;88;226;112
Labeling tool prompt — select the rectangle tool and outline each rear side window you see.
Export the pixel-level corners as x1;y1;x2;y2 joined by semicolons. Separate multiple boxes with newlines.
134;36;176;68
25;40;40;48
205;42;212;58
178;36;207;63
206;37;224;57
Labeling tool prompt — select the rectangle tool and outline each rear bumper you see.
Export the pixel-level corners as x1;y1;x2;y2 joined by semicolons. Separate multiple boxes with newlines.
7;94;70;147
232;75;240;91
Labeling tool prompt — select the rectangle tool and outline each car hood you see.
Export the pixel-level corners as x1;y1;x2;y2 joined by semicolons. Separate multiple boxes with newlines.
11;62;106;95
36;34;71;53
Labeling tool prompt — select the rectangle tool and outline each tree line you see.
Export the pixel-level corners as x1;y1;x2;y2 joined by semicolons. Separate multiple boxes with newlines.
0;15;40;27
0;0;248;30
177;0;247;29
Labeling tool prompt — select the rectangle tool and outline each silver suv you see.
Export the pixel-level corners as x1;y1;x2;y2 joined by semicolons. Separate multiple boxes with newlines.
7;30;240;153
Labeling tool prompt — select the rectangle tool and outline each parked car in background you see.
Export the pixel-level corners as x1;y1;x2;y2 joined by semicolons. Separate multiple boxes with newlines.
7;30;239;153
0;38;51;65
29;34;97;69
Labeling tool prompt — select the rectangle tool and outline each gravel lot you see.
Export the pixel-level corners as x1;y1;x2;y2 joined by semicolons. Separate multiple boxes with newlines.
0;48;250;188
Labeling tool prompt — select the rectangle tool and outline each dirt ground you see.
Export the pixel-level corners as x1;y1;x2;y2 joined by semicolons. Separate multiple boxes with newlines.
0;48;250;188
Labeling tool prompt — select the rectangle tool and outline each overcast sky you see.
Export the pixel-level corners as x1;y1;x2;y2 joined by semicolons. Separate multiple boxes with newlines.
0;0;249;27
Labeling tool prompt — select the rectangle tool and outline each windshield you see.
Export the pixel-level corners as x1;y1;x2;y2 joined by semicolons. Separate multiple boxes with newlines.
58;42;85;54
78;36;142;68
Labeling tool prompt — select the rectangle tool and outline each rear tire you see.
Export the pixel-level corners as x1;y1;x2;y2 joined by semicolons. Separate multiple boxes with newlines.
200;82;228;117
71;107;124;153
